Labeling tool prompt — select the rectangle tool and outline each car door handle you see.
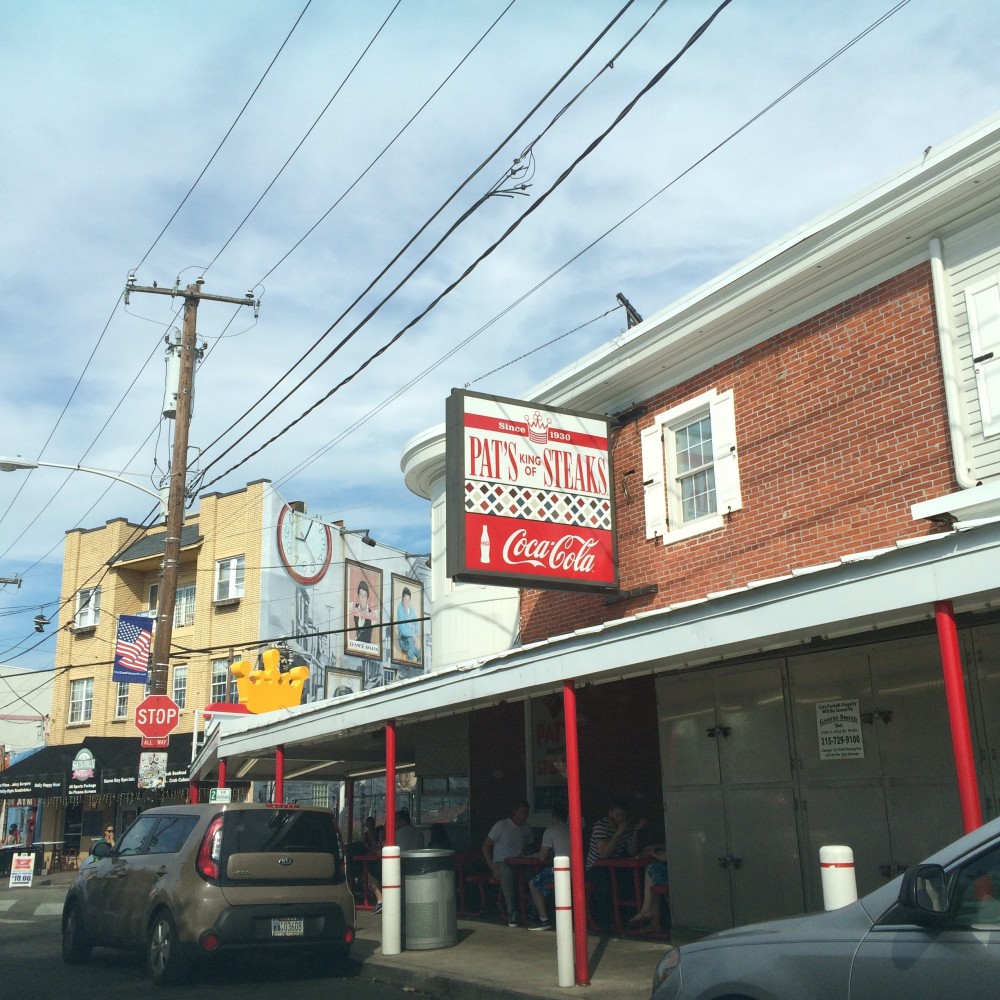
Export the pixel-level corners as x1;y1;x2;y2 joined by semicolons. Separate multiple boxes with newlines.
155;866;169;878
114;869;128;878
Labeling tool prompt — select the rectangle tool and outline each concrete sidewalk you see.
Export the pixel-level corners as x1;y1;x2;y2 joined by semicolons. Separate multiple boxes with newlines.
353;908;673;1000
10;867;675;1000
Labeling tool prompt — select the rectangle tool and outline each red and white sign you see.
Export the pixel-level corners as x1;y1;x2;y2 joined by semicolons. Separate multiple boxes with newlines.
135;694;180;744
446;389;617;592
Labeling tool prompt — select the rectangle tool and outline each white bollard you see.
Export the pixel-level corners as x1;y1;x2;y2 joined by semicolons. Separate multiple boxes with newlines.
820;845;858;910
381;845;402;955
553;855;574;988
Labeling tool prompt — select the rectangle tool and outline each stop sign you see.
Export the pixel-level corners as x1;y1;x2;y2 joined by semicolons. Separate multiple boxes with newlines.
135;694;180;739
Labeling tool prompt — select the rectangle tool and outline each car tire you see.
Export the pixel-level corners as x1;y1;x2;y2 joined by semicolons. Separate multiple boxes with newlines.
146;910;188;987
62;903;92;965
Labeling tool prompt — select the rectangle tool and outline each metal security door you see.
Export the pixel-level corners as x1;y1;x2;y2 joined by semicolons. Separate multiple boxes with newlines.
789;646;892;907
658;662;803;930
869;635;967;870
969;621;1000;818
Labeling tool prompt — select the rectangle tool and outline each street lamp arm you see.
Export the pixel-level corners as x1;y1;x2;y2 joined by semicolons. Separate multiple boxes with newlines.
0;456;165;505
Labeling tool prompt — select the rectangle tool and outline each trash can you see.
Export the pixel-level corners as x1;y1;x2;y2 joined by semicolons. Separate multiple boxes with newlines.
401;848;457;950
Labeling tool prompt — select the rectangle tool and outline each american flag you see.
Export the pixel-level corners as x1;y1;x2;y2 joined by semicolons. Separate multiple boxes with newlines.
113;614;152;683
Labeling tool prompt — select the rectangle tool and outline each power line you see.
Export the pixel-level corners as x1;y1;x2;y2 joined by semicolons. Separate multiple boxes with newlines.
196;0;643;466
200;0;736;487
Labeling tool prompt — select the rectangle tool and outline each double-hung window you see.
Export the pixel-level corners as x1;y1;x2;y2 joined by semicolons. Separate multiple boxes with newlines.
69;678;94;724
172;664;187;710
114;680;130;720
74;587;101;628
641;388;742;544
211;658;236;703
215;556;245;601
173;584;196;627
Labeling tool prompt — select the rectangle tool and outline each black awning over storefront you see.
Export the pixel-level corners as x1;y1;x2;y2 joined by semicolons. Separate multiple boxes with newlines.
0;734;196;799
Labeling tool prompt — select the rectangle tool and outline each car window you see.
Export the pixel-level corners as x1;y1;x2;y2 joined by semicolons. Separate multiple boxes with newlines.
223;809;339;856
116;815;159;856
146;815;198;855
950;843;1000;927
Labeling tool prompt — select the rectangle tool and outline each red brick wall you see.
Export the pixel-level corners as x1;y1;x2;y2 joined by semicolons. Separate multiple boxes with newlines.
521;262;956;644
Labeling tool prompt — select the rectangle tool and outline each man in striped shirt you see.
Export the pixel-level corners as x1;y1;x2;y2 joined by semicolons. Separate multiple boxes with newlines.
586;797;646;932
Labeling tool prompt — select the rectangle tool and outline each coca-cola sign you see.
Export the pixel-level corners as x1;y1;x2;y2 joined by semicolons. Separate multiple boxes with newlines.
446;389;618;593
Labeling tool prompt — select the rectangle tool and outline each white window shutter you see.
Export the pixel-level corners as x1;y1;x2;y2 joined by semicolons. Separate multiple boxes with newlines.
965;278;1000;438
640;423;667;540
711;391;742;516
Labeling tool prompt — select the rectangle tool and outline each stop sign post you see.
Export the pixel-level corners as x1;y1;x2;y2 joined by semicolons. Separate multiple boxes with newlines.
135;694;180;748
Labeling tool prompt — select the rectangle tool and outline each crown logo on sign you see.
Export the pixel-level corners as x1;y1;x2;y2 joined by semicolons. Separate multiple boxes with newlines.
525;410;552;445
230;648;309;714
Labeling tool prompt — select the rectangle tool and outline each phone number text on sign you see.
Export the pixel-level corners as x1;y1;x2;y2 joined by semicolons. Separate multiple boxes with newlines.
816;699;865;760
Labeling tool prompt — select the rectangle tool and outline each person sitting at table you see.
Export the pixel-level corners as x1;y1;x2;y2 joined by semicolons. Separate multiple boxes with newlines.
367;824;385;913
585;796;646;933
395;808;425;851
627;846;669;929
528;802;571;931
483;800;534;927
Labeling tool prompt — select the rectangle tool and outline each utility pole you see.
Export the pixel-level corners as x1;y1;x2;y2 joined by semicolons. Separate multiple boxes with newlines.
125;278;258;695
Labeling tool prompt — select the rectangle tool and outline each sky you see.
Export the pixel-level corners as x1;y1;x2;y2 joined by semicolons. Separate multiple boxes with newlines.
3;0;1000;685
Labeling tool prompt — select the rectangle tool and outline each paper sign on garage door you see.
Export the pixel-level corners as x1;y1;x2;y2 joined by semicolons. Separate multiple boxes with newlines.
816;700;865;760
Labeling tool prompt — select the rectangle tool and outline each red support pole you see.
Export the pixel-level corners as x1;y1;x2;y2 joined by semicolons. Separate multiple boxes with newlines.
346;779;355;846
188;780;199;805
563;679;589;986
218;758;227;789
386;719;397;845
275;744;285;805
935;599;983;833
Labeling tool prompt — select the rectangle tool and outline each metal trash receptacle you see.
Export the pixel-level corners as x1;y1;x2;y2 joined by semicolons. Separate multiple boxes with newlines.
401;848;457;950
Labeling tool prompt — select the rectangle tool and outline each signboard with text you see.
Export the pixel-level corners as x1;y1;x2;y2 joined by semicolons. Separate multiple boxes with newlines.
446;389;617;592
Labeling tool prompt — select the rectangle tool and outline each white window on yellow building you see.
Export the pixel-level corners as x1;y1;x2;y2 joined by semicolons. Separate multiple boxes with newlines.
173;584;195;627
114;680;129;719
74;587;101;628
69;678;94;724
215;556;245;601
172;663;187;709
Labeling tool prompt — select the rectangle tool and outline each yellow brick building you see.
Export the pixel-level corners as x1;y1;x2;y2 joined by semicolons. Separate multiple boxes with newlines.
49;480;269;743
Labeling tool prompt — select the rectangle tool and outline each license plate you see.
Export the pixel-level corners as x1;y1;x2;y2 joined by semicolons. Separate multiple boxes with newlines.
271;917;304;937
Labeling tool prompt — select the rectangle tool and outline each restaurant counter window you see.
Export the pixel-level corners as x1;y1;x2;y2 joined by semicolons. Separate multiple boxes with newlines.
640;388;742;545
69;677;94;724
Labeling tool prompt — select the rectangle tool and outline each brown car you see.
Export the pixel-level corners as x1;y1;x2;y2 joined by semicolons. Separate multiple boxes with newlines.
61;802;355;985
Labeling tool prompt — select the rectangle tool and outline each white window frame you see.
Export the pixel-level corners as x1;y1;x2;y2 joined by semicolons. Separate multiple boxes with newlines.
641;388;742;545
211;658;233;703
68;677;94;724
74;587;101;628
215;555;245;601
114;680;129;720
173;584;196;628
147;582;159;618
172;663;187;710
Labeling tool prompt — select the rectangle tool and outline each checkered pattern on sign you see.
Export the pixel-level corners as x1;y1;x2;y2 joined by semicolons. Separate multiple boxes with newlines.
464;480;611;529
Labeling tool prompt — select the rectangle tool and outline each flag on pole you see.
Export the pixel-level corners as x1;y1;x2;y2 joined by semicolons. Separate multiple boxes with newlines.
112;614;153;683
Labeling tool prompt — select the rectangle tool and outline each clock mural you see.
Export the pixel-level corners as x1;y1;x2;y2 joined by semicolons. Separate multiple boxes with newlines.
276;503;334;586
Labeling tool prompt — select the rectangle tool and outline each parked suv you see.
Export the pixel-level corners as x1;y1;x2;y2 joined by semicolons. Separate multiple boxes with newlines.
62;802;355;985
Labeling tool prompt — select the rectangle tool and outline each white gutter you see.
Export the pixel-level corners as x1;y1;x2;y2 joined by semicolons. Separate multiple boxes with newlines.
928;237;978;489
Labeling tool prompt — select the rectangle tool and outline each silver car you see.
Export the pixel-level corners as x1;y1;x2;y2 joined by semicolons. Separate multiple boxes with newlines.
651;814;1000;1000
62;802;355;985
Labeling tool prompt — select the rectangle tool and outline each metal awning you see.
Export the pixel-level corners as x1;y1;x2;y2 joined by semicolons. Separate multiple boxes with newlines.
191;518;1000;783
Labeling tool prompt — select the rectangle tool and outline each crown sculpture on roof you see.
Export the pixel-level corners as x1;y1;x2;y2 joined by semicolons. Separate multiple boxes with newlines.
230;648;309;714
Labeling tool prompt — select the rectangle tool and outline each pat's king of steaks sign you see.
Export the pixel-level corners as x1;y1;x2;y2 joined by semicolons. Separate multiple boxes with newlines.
445;389;618;593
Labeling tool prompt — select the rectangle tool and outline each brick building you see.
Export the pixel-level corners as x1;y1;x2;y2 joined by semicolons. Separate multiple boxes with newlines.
194;113;1000;935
